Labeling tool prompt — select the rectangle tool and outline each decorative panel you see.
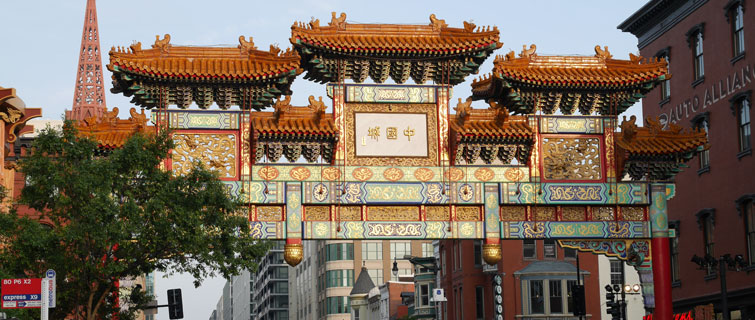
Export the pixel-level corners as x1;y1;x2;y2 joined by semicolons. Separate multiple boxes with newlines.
533;206;556;221
335;182;448;205
561;206;586;221
501;183;648;205
542;136;602;181
367;206;420;221
456;206;481;221
172;133;237;178
345;103;438;166
337;206;362;221
621;207;645;221
256;206;284;221
501;206;526;221
304;206;330;221
166;111;239;129
592;206;615;221
426;206;450;221
502;221;649;239
344;84;436;103
539;116;603;134
252;165;527;183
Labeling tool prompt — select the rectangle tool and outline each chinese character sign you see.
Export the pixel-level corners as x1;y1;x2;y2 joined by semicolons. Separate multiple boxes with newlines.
355;113;428;157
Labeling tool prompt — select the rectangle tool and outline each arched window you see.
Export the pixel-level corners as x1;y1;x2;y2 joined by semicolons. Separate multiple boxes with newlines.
729;90;752;156
686;23;705;84
725;0;746;58
691;112;711;172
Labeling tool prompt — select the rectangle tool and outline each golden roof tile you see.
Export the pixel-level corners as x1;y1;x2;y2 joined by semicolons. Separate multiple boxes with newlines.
75;107;153;149
449;99;533;137
108;35;301;81
251;96;336;135
615;116;708;155
291;13;501;55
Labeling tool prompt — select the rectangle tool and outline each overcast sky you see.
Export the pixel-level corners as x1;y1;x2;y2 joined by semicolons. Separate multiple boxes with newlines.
0;0;648;318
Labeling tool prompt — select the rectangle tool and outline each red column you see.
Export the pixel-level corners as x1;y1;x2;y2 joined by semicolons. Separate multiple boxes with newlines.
652;236;672;320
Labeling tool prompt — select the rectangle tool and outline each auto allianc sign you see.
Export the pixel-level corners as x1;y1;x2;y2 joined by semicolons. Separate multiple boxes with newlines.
1;278;42;309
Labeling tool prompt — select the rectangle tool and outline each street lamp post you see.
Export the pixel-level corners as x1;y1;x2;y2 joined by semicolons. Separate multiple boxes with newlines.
691;253;747;320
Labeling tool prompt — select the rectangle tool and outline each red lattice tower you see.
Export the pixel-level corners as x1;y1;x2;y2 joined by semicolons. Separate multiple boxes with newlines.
66;0;107;121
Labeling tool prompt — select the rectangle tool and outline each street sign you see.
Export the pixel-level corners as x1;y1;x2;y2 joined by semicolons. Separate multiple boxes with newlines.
1;278;42;309
45;269;56;308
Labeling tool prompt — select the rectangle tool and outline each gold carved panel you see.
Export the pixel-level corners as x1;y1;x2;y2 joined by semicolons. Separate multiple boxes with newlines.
501;206;526;221
541;137;601;180
456;207;480;221
345;103;438;166
304;206;330;221
426;206;450;221
367;206;419;221
173;133;236;178
621;207;644;221
561;206;586;221
592;206;615;221
338;206;362;221
257;206;283;221
533;206;556;221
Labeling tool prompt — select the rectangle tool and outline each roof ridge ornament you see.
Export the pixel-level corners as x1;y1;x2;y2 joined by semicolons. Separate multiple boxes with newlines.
238;36;257;54
129;41;142;54
273;95;292;121
629;53;643;64
519;44;536;59
429;14;448;31
329;12;347;30
594;45;612;60
489;100;509;125
152;34;171;53
454;97;473;125
463;21;476;32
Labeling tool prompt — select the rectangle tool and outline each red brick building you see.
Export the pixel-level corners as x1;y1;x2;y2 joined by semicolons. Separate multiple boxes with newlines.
620;0;755;318
439;240;600;319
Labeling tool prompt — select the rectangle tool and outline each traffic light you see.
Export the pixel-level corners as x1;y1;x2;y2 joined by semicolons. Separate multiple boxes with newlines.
167;288;183;319
571;284;586;316
493;274;503;320
605;284;622;320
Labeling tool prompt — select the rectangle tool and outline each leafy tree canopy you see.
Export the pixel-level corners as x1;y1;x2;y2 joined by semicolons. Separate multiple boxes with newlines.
0;123;269;320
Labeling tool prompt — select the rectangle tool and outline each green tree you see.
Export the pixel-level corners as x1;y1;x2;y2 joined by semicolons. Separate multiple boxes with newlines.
0;123;269;320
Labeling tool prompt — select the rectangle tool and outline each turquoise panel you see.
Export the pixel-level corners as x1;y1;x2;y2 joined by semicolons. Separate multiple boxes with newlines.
502;221;649;239
500;183;648;205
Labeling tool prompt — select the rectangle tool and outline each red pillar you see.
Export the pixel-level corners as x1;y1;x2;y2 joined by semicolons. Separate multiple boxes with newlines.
649;183;673;320
652;237;672;320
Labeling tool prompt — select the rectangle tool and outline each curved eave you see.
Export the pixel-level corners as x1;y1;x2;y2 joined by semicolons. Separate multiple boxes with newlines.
293;36;500;56
109;63;301;83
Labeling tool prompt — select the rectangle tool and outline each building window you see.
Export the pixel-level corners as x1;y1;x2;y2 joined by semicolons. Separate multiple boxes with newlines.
474;240;483;267
544;240;557;259
669;221;681;283
367;269;383;285
691;113;710;171
736;195;755;266
696;208;716;275
475;286;485;320
523;279;576;317
564;247;577;259
326;269;354;288
687;24;705;82
523;240;537;259
529;280;545;314
325;243;354;261
354;309;360;320
454;240;461;270
739;98;751;152
441;247;446;276
729;2;746;57
655;48;671;102
609;259;624;285
326;296;351;314
418;283;431;307
566;280;578;314
422;242;433;258
361;241;382;260
390;241;410;260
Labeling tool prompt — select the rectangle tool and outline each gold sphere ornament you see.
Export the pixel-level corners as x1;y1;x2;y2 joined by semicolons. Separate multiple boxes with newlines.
284;243;304;267
482;243;502;265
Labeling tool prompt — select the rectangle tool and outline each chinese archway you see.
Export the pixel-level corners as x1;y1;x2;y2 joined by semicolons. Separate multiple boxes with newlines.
101;14;707;320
